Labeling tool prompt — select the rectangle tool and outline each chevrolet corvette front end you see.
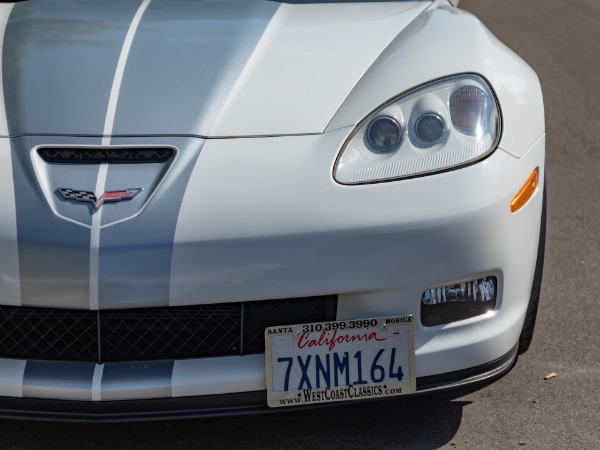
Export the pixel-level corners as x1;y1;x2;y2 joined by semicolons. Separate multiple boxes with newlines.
0;0;545;421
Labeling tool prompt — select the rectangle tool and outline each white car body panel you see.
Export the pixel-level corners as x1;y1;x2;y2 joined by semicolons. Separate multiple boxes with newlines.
171;355;266;398
172;133;544;380
209;1;430;136
0;0;545;418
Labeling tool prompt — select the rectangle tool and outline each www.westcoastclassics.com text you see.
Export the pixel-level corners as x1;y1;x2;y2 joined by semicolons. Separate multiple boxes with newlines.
278;384;404;406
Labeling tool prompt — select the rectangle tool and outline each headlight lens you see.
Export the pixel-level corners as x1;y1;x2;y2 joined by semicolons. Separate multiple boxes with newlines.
415;113;445;143
334;74;500;184
366;116;402;152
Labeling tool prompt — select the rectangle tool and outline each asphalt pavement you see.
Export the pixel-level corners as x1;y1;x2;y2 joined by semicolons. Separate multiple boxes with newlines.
1;0;599;448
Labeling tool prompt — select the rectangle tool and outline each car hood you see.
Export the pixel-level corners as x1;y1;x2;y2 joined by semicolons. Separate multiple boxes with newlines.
1;0;430;138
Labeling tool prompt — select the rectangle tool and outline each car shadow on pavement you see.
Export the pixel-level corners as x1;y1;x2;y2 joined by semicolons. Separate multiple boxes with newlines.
0;383;497;450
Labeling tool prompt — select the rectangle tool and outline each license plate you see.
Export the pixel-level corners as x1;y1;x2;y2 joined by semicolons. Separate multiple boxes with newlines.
265;316;416;408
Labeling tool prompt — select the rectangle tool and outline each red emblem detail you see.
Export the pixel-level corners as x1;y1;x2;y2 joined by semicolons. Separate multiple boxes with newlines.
58;188;143;211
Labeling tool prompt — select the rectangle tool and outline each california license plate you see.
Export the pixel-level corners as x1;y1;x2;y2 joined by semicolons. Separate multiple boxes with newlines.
265;316;416;408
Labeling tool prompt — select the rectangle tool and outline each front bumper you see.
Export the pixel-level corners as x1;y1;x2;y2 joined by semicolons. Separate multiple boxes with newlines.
0;127;545;412
0;343;518;422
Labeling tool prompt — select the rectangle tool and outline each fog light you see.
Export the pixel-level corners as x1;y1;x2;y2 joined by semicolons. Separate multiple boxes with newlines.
421;276;497;327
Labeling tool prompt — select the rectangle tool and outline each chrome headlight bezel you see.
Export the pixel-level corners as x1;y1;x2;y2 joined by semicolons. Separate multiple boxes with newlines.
333;73;503;185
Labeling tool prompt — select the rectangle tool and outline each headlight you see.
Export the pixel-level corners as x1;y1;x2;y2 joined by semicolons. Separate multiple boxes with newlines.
334;74;501;184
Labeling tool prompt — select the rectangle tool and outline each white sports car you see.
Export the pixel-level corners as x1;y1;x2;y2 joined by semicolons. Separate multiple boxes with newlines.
0;0;545;420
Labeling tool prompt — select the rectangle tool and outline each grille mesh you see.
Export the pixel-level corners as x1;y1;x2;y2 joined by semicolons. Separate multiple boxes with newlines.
0;296;336;363
101;304;242;362
0;307;98;361
38;147;175;164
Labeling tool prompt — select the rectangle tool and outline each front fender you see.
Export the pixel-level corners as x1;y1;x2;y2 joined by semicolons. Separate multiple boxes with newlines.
327;6;544;159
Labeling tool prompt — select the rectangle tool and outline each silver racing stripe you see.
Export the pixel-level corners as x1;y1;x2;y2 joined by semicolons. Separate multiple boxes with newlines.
91;364;104;401
1;0;280;402
18;359;174;401
0;139;20;306
2;0;147;136
11;137;97;308
102;0;151;143
13;137;202;310
5;1;151;308
22;361;96;401
93;0;279;309
92;0;279;308
12;355;265;401
111;0;280;136
90;0;151;310
97;137;203;309
89;163;109;310
87;0;280;309
5;0;281;310
0;3;20;307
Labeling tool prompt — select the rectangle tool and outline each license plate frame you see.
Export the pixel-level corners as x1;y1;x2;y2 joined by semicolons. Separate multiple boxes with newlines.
265;316;416;408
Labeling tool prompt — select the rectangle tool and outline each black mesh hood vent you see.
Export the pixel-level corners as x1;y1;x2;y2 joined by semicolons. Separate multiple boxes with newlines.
37;147;175;164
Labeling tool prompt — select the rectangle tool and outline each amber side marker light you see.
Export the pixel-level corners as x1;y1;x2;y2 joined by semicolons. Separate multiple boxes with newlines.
510;168;539;213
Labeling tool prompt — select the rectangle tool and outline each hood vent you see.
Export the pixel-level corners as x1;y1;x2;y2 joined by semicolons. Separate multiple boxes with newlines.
38;147;175;164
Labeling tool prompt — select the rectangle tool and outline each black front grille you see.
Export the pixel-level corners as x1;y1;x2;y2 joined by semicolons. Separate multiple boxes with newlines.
0;308;98;361
100;304;242;362
38;147;175;164
0;296;336;363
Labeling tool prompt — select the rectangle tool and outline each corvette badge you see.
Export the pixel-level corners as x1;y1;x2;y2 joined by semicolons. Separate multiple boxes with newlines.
58;188;143;210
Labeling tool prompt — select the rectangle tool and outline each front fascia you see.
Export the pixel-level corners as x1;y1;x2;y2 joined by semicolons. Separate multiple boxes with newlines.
0;131;544;402
172;128;544;378
0;0;546;407
6;135;201;310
